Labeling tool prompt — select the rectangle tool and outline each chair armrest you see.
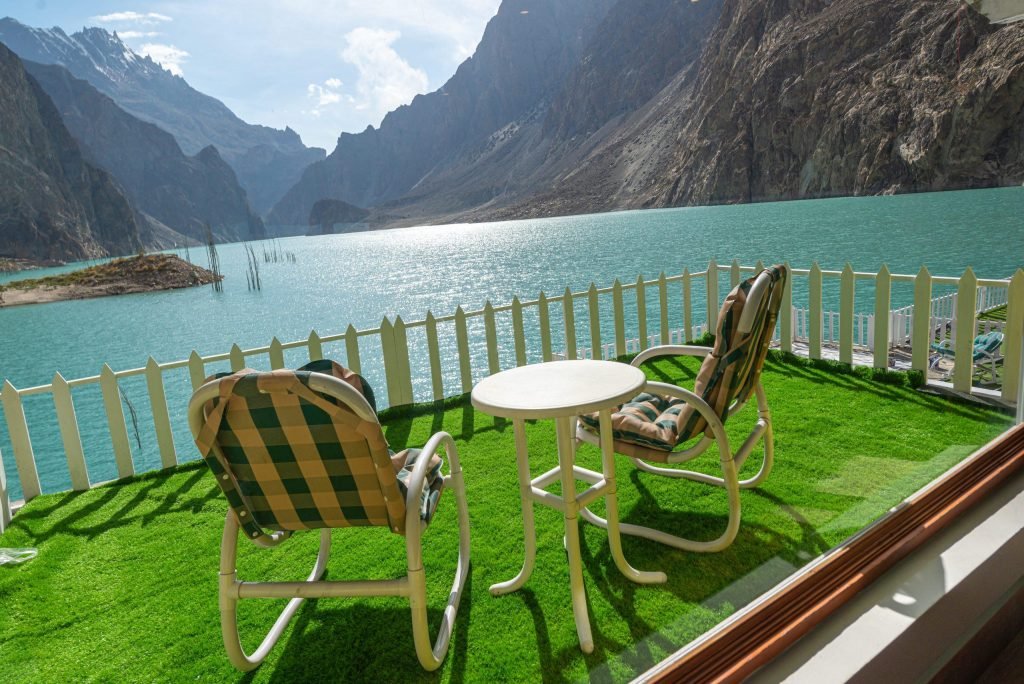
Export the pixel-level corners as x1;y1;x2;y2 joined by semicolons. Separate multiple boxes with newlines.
404;432;458;526
644;381;729;451
631;345;713;367
404;431;460;568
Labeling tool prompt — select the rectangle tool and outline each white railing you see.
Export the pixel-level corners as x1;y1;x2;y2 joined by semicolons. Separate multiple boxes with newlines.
787;285;1008;351
2;260;1022;532
887;286;1008;347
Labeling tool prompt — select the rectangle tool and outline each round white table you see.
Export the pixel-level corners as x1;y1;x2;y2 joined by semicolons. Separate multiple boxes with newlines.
471;360;667;654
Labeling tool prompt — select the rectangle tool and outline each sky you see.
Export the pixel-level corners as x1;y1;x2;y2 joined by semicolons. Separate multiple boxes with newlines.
5;0;503;150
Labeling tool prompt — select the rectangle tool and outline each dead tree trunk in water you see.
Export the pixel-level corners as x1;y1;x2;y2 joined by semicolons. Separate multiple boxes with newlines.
205;224;223;293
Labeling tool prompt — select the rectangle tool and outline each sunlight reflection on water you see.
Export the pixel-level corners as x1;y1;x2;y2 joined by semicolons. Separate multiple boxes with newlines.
1;187;1021;496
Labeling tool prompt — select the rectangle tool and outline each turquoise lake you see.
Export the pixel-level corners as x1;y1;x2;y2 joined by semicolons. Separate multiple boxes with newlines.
2;187;1022;499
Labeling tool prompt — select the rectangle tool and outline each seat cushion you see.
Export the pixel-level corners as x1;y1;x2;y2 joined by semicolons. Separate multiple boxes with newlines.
392;448;445;522
578;391;692;453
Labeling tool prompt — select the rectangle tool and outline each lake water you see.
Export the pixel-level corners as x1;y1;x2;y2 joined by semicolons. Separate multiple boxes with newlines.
1;187;1022;498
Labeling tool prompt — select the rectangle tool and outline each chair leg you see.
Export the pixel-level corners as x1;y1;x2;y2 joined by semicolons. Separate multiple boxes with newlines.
408;454;471;671
631;416;773;490
219;512;330;671
580;455;742;552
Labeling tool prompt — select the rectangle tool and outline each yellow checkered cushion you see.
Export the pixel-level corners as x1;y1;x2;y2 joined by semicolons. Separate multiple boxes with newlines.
194;362;441;542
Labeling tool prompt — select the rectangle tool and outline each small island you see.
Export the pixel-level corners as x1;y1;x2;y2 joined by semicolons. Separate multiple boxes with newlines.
0;254;222;308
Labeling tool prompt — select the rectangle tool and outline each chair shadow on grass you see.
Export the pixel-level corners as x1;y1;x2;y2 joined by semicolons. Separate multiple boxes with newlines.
763;357;1000;423
263;573;474;684
493;463;838;681
7;462;218;543
381;404;508;454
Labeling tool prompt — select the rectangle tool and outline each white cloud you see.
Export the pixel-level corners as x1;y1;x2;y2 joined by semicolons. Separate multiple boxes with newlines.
341;27;428;118
92;11;173;25
104;1;503;149
306;78;344;117
118;31;161;40
138;43;190;76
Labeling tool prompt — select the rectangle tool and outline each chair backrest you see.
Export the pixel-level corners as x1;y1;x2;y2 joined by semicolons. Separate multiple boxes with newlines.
190;363;407;543
973;331;1004;359
683;265;788;436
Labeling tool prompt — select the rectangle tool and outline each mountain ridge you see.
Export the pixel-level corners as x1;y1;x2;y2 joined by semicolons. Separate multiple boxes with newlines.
24;59;266;244
0;42;141;262
265;0;619;227
0;17;325;213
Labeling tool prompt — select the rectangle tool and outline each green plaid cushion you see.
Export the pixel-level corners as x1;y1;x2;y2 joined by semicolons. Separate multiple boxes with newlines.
194;365;408;543
577;392;681;451
580;265;787;461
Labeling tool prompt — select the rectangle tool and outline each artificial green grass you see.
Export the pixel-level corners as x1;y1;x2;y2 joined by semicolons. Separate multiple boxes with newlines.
0;355;1011;683
978;305;1007;323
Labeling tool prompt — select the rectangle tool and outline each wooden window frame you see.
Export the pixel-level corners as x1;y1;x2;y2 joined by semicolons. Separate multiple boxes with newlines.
642;423;1024;683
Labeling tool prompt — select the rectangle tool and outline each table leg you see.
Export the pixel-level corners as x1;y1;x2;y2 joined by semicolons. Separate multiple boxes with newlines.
595;409;667;585
556;415;594;654
489;418;538;596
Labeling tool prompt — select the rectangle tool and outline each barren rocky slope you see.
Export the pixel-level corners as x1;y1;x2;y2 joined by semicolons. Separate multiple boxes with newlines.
383;0;723;224
475;0;1024;220
0;42;140;262
25;61;266;244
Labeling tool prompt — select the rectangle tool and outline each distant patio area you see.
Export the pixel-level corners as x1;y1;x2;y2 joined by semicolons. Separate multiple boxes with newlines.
0;353;1011;682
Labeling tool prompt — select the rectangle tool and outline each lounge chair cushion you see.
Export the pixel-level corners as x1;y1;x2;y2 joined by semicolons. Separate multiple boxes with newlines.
196;364;409;541
579;265;787;461
578;391;688;452
929;331;1004;366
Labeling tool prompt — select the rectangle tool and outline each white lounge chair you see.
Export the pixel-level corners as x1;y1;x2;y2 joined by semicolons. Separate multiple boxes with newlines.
577;265;787;552
187;361;470;672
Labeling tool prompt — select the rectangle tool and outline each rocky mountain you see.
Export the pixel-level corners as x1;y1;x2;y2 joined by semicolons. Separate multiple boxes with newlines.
471;0;1024;219
266;0;618;227
385;0;724;223
0;42;140;262
0;18;325;213
24;60;265;243
542;0;725;142
308;199;369;234
270;0;1022;227
656;0;1024;205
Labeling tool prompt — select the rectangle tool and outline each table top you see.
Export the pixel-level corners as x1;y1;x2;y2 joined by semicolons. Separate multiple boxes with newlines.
470;360;646;419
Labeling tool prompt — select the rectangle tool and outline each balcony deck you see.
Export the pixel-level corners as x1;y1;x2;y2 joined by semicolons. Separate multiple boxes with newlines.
0;354;1012;682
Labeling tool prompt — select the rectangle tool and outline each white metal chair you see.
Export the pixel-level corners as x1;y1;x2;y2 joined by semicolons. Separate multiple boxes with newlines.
929;330;1004;382
577;265;787;552
187;363;470;672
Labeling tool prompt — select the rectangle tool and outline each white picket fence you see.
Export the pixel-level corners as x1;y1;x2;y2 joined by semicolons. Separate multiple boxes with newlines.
786;285;1008;352
887;286;1009;348
1;260;1022;532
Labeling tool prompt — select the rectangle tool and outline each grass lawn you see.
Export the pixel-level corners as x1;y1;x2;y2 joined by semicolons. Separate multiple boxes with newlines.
978;305;1006;324
0;354;1012;682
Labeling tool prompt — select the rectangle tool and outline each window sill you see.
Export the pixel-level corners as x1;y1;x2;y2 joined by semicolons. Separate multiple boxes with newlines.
751;466;1024;682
